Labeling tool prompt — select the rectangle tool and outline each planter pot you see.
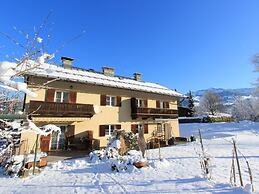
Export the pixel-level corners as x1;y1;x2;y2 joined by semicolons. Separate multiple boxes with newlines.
39;157;48;167
133;161;148;168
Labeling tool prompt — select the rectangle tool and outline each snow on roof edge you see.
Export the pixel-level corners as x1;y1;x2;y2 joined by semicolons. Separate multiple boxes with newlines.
27;63;183;97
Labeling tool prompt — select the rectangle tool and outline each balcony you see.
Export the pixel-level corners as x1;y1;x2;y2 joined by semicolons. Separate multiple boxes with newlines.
28;101;95;118
131;98;178;119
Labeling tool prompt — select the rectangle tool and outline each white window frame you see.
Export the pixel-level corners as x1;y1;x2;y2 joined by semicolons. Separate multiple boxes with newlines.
136;124;144;133
55;91;69;103
106;95;117;106
49;125;67;150
136;99;144;108
160;101;169;109
160;101;165;109
105;125;116;136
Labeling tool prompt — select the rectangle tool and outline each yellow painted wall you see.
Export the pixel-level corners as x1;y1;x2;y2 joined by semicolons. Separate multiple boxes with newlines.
20;131;41;154
26;76;180;149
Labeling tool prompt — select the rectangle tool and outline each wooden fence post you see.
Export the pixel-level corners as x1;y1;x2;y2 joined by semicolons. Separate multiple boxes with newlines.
233;139;243;187
230;149;236;186
32;134;39;175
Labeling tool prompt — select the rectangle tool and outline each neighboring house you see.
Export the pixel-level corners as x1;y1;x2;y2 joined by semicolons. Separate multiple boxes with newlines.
22;57;182;153
178;106;194;117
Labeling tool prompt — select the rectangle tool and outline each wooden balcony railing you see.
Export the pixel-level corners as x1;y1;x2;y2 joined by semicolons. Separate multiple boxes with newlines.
28;101;95;117
131;98;178;119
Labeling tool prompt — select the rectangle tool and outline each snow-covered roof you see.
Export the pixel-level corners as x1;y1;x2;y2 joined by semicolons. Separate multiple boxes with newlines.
27;63;183;97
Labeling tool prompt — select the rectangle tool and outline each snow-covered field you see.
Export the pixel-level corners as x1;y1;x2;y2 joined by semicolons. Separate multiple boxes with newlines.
0;121;258;194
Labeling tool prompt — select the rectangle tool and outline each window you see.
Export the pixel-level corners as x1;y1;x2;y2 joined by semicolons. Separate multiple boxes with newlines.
106;95;116;106
136;124;144;133
136;99;145;108
51;126;67;150
105;125;116;136
55;91;69;103
159;101;169;109
160;101;164;109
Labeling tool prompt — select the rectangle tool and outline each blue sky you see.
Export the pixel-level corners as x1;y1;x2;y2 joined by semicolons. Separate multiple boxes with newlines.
0;0;259;93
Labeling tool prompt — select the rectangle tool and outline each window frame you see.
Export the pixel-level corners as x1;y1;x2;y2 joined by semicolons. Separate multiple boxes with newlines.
136;124;144;133
159;101;169;109
136;98;145;108
54;91;69;103
105;125;116;136
106;95;117;106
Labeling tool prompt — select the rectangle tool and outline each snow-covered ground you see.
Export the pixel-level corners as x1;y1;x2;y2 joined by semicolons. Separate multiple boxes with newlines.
0;121;258;194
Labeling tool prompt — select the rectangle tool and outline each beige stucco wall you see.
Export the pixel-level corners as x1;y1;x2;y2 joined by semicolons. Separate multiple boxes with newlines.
26;76;180;149
19;131;41;154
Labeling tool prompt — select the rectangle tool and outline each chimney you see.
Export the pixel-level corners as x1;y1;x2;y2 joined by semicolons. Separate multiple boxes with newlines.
134;72;141;81
102;66;114;76
61;56;74;69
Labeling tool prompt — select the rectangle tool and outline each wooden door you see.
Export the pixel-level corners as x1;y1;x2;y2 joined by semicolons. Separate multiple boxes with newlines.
40;135;51;152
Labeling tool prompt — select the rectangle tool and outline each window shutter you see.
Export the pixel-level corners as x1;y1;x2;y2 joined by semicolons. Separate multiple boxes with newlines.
69;92;77;103
66;125;75;137
99;125;106;137
116;125;121;129
116;96;121;107
45;89;55;102
144;124;148;134
131;124;137;134
156;100;160;108
144;99;148;108
100;95;106;106
131;98;137;108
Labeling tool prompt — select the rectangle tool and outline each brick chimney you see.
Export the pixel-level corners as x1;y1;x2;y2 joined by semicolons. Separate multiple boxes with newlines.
133;72;141;81
102;66;114;76
61;57;74;69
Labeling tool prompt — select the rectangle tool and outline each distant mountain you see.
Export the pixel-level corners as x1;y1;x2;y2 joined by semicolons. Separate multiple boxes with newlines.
192;88;255;105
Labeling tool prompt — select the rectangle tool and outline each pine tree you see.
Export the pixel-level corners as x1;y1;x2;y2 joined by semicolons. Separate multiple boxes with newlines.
187;91;195;116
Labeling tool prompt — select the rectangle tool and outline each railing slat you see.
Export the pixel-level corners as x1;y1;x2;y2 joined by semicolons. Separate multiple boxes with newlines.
29;101;94;117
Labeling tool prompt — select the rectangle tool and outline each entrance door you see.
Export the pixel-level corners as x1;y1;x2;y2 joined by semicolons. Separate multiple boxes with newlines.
40;135;51;152
50;126;67;150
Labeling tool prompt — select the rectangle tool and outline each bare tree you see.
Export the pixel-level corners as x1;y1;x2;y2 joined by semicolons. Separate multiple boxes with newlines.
199;91;223;115
231;88;259;121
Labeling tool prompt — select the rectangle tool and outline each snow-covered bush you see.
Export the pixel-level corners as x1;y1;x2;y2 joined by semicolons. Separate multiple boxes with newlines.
124;132;138;150
89;130;144;172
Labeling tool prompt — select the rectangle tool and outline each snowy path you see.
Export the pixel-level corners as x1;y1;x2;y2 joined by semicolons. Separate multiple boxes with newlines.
0;121;258;193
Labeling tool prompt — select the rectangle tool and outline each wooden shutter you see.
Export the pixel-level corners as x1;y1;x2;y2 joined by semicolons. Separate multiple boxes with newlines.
144;99;148;108
116;96;121;107
66;125;75;137
40;135;50;152
144;124;148;134
69;92;77;103
100;95;106;106
156;100;160;108
131;98;137;108
99;125;106;137
116;125;121;129
45;89;55;102
131;124;137;134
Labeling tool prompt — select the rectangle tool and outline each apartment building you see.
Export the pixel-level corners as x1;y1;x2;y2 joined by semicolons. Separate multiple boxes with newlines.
22;57;182;153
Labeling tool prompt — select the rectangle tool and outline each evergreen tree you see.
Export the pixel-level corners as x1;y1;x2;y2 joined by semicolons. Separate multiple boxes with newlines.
187;91;194;110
